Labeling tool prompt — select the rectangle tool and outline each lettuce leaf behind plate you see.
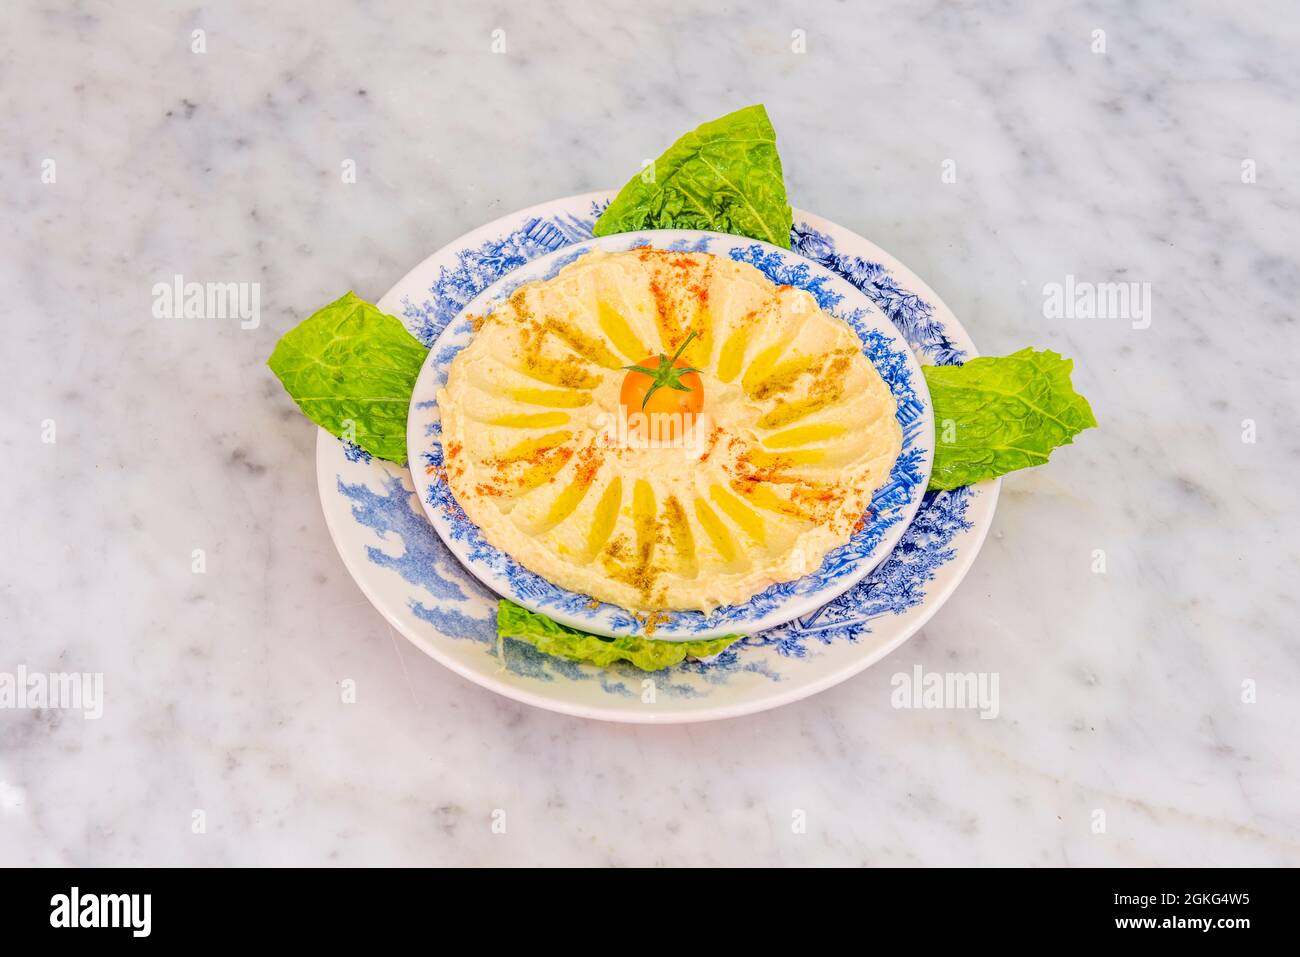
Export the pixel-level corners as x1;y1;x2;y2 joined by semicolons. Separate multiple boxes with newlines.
497;600;742;671
924;348;1097;490
267;292;428;464
593;104;793;248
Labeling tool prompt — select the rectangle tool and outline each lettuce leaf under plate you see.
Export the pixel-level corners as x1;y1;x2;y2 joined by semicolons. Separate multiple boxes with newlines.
924;348;1097;490
496;600;742;671
267;292;428;464
593;104;793;248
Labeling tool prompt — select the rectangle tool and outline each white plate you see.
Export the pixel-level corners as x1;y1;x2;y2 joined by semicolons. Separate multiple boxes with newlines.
316;192;999;722
406;230;934;640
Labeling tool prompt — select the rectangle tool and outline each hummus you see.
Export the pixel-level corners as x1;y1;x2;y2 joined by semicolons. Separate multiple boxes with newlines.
436;248;902;613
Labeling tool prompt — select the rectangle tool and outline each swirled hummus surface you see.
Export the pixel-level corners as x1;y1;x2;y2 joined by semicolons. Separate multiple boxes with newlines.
436;248;901;613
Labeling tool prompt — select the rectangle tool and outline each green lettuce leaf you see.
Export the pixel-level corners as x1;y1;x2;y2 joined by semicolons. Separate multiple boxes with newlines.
924;348;1097;490
593;104;793;248
496;600;742;671
267;292;428;464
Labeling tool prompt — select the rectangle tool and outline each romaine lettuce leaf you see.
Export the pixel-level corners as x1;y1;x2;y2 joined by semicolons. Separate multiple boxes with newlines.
924;348;1097;490
267;292;428;464
593;105;793;248
497;600;742;671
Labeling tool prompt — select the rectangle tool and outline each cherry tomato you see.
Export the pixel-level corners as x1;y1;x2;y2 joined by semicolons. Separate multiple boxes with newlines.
619;345;704;445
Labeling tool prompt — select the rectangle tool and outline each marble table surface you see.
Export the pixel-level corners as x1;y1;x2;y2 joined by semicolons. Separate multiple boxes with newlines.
3;0;1297;866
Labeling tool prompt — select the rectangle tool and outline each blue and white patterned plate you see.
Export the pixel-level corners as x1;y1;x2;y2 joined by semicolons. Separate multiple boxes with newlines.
405;230;934;640
315;193;999;722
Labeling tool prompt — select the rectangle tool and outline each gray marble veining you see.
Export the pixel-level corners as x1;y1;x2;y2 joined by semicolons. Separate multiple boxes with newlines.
2;0;1298;865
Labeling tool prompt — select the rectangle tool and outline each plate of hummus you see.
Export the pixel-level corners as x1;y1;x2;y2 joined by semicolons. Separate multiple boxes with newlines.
409;232;932;640
313;192;999;722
